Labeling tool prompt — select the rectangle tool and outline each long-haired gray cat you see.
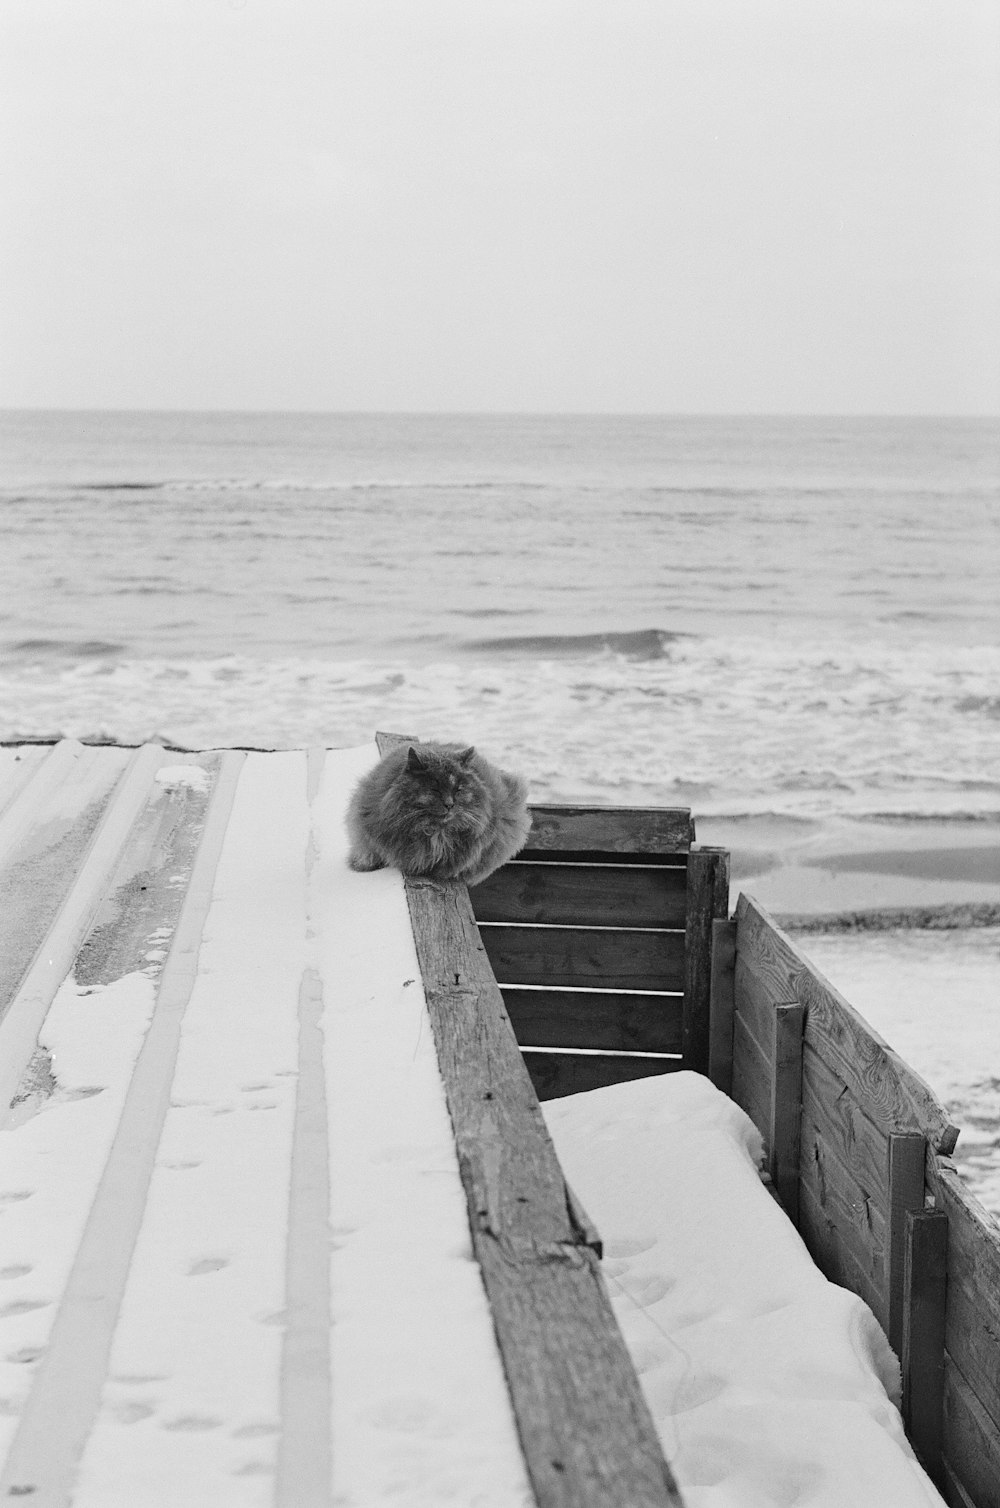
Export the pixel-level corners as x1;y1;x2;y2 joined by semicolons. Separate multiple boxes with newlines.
346;741;531;887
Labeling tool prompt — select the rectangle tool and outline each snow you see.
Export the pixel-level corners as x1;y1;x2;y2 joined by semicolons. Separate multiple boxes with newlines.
153;764;210;793
0;742;955;1506
544;1073;946;1508
315;745;532;1508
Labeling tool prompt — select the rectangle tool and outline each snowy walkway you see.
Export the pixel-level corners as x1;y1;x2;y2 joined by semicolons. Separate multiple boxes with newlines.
0;741;949;1506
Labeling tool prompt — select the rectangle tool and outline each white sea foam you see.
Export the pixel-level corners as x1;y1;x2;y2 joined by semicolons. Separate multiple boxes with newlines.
2;636;998;820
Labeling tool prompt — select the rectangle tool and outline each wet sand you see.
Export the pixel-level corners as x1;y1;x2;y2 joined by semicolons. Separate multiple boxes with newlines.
695;815;1000;926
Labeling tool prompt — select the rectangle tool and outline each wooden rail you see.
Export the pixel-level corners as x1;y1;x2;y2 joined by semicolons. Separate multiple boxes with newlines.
718;893;1000;1508
376;734;684;1508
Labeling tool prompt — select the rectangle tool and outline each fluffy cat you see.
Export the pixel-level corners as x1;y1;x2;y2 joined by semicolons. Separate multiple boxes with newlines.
346;741;531;887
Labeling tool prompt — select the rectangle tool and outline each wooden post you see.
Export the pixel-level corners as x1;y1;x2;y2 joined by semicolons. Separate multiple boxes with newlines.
683;847;730;1076
902;1207;948;1486
768;1002;805;1223
708;918;737;1094
887;1133;928;1358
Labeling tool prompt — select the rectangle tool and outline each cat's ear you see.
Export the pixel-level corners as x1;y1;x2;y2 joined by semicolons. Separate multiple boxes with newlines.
457;747;475;765
406;746;427;773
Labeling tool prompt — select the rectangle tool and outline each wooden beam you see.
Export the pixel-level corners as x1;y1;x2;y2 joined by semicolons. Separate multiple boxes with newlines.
902;1208;948;1486
708;918;737;1094
887;1133;928;1359
379;728;684;1507
523;1049;682;1102
500;986;684;1055
768;1002;805;1223
523;804;693;854
683;847;730;1075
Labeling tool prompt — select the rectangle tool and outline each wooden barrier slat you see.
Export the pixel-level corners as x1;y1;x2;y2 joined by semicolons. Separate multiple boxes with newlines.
381;725;684;1507
683;847;730;1074
927;1156;1000;1440
479;923;686;993
524;804;693;854
708;918;737;1094
471;860;687;929
942;1359;1000;1508
769;1003;805;1223
902;1208;948;1486
735;895;958;1154
501;987;683;1054
887;1133;928;1358
523;1050;683;1102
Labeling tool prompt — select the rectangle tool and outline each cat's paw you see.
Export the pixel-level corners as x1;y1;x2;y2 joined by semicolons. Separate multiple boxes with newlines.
347;851;386;873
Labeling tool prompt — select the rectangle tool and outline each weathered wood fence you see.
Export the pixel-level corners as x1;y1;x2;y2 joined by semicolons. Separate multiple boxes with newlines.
468;800;729;1097
712;894;1000;1508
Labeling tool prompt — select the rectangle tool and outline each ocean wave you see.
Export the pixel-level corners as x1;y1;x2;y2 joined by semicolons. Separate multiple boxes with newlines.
2;637;999;821
5;638;127;661
463;627;688;659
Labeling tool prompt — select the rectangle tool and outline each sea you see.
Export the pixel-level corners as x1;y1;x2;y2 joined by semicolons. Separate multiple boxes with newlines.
0;410;998;818
2;410;999;1208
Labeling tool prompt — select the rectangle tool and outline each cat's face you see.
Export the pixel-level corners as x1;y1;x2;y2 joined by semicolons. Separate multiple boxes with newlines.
403;746;478;824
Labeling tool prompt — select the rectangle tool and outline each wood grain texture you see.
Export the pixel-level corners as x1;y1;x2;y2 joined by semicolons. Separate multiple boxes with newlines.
797;1117;888;1328
735;895;958;1154
769;1003;805;1223
479;922;686;993
927;1156;1000;1443
942;1359;1000;1508
523;1049;683;1102
887;1134;928;1358
683;847;730;1074
389;869;683;1501
470;860;687;929
902;1208;948;1486
523;804;694;854
500;987;684;1055
708;918;737;1094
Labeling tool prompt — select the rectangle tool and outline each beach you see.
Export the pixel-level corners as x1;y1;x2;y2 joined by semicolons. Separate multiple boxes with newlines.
1;409;997;1215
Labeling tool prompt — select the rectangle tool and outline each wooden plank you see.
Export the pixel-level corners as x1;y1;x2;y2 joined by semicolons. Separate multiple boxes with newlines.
887;1133;928;1358
0;741;134;1026
500;986;683;1054
0;743;167;1123
524;804;693;854
800;1043;892;1207
470;860;687;929
479;922;686;993
731;1012;772;1150
769;1002;805;1223
395;879;685;1505
902;1208;948;1485
797;1165;887;1326
942;1359;1000;1508
927;1155;1000;1436
735;895;958;1154
683;847;730;1074
797;1115;889;1329
523;1049;683;1102
708;918;737;1094
940;1460;980;1508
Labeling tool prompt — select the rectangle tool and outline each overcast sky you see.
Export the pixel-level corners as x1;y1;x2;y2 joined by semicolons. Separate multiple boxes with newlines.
2;0;998;413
